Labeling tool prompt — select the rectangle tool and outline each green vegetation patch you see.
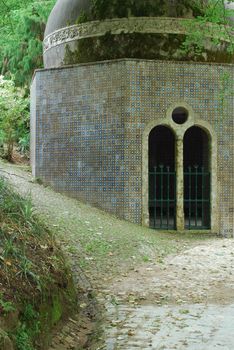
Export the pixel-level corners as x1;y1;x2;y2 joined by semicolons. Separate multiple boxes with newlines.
0;76;29;162
0;0;56;87
0;177;76;349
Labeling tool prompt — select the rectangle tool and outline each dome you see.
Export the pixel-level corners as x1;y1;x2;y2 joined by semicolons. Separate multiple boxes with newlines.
44;0;91;38
44;0;195;38
43;0;233;68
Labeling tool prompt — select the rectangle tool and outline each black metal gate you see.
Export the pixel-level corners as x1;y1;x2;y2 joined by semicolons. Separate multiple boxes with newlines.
149;165;176;230
184;166;211;230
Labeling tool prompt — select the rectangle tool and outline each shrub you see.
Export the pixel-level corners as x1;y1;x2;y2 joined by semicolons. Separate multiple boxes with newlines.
0;76;29;161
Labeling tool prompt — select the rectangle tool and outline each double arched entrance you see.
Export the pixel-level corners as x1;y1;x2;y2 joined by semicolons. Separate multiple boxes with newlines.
145;105;216;231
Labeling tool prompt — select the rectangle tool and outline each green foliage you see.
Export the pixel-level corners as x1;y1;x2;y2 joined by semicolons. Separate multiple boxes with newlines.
20;303;41;339
3;234;19;258
0;1;55;156
0;178;41;289
0;76;29;160
51;295;62;325
0;294;16;314
0;177;77;349
18;133;30;154
15;324;34;350
182;0;234;56
0;177;35;227
0;0;55;87
17;256;41;289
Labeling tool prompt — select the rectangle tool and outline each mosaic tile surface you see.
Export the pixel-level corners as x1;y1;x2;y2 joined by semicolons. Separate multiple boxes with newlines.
31;59;233;235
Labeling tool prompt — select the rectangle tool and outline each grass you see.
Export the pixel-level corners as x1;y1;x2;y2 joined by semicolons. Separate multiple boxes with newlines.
46;194;217;285
0;177;51;297
0;176;76;349
0;294;16;314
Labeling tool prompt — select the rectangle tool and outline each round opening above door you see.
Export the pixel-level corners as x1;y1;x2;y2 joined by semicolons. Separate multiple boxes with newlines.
172;107;188;125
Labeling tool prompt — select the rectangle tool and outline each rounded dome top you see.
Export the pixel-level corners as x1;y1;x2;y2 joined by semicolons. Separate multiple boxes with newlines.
45;0;91;37
45;0;197;38
44;0;233;68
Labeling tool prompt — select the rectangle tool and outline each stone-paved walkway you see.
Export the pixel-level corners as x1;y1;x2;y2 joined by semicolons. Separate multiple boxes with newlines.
104;303;234;350
0;162;234;350
101;240;234;349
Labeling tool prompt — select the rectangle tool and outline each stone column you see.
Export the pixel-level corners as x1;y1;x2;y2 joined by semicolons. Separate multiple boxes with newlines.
176;136;184;231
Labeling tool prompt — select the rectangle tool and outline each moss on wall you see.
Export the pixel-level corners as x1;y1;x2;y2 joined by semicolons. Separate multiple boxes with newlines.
64;33;234;65
77;0;203;23
64;33;185;64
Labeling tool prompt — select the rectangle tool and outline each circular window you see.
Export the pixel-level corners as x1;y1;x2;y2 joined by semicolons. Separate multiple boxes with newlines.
172;107;188;124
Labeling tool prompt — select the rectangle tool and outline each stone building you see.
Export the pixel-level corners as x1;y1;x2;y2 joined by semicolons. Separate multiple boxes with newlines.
31;0;234;236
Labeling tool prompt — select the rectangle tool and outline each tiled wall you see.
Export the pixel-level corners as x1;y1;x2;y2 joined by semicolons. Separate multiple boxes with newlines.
31;59;233;235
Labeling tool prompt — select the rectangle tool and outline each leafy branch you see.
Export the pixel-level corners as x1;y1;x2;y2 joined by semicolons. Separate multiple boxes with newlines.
181;0;234;56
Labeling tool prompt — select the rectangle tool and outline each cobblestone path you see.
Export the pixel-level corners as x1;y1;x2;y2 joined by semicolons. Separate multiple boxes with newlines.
104;303;234;350
101;241;234;349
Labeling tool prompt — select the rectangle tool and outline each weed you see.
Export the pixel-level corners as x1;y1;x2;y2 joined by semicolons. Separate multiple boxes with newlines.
179;309;190;315
18;133;30;155
0;178;35;227
79;258;88;269
21;304;41;337
3;235;18;257
22;304;38;322
85;240;111;255
110;296;119;306
20;198;34;224
33;177;43;185
17;256;41;290
67;246;77;254
15;324;34;350
142;255;150;262
0;294;16;314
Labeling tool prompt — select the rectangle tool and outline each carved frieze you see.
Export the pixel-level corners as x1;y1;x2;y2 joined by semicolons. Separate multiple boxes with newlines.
43;17;230;53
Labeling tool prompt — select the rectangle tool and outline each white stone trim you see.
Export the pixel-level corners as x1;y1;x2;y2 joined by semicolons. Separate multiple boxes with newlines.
43;17;230;53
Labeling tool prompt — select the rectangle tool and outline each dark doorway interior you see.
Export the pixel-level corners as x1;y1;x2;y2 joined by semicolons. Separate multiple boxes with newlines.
183;126;211;229
148;126;176;229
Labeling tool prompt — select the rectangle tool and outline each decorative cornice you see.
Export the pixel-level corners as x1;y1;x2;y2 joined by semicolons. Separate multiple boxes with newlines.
43;17;231;53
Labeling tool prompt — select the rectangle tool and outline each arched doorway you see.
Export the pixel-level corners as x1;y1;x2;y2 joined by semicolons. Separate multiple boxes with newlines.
148;126;176;229
183;126;211;229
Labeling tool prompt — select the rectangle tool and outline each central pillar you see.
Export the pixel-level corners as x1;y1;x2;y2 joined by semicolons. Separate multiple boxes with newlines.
176;136;184;230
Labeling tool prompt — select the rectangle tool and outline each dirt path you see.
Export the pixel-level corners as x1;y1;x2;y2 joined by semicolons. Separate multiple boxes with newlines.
0;161;233;350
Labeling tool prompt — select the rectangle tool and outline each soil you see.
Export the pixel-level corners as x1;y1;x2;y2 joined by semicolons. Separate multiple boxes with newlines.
0;160;233;350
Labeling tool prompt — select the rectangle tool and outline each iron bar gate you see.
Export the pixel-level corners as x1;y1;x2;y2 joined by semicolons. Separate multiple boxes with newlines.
149;165;176;229
184;166;210;230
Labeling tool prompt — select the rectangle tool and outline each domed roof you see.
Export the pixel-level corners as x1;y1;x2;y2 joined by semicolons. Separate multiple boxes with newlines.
45;0;91;37
45;0;196;38
43;0;233;68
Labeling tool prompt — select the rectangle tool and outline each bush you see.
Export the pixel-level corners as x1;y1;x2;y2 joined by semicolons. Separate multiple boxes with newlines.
0;76;29;161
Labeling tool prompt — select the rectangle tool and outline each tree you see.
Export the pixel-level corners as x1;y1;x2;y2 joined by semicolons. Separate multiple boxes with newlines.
0;0;55;88
182;0;234;57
